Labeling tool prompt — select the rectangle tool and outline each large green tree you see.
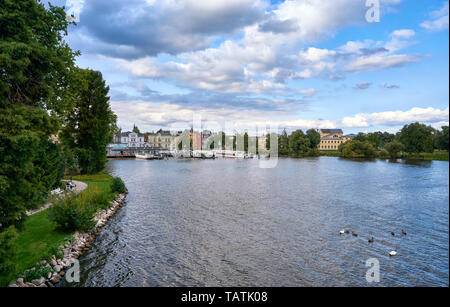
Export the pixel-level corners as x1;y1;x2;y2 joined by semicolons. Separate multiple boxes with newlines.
384;141;405;159
306;129;320;149
289;130;310;156
399;122;436;153
435;126;449;151
0;0;77;230
61;69;117;174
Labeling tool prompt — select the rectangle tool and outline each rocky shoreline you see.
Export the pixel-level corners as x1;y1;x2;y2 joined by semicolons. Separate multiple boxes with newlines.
8;191;127;287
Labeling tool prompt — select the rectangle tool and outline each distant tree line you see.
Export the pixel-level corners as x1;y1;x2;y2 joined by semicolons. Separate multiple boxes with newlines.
266;129;321;157
339;123;449;159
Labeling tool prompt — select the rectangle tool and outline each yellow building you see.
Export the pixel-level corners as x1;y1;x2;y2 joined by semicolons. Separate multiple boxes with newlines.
318;129;355;150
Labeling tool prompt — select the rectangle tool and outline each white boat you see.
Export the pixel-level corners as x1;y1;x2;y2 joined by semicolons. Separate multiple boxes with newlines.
202;151;215;159
193;150;203;158
135;153;155;160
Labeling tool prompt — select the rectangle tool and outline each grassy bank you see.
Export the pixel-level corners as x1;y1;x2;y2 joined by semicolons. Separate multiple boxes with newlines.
401;150;449;161
319;150;448;161
71;173;116;200
319;150;341;157
0;172;117;286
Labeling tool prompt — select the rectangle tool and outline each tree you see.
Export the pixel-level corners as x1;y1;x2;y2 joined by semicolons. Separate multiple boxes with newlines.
435;126;449;151
0;0;77;113
384;141;405;159
339;140;376;158
221;132;226;150
0;0;77;230
353;132;368;142
244;132;249;153
379;132;396;146
367;132;381;149
61;69;117;174
306;129;320;149
278;129;289;156
289;130;310;156
132;124;140;134
399;122;435;153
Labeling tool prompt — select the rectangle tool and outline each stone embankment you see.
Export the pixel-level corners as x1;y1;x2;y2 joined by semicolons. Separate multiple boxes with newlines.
8;191;127;287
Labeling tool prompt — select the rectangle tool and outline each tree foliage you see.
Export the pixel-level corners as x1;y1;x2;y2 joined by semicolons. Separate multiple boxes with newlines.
399;122;436;153
0;226;18;283
435;126;449;151
61;69;117;174
339;140;376;158
384;141;405;159
0;0;78;230
132;124;140;134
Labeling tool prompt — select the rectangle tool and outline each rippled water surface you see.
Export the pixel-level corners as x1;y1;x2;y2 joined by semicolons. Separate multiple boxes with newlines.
65;158;449;286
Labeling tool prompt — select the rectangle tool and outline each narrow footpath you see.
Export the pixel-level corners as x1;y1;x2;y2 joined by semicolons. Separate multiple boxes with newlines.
26;180;88;216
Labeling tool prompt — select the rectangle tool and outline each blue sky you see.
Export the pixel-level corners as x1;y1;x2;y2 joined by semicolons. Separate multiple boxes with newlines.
50;0;448;134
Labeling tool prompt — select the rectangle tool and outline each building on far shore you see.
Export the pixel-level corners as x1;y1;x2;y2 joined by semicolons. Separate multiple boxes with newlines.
146;129;181;151
117;131;147;148
318;129;355;150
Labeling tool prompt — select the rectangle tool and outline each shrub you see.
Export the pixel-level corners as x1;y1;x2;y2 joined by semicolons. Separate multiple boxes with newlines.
48;193;96;232
339;140;376;158
378;149;390;159
59;180;68;191
23;264;53;283
385;141;405;159
80;186;110;210
43;246;64;262
0;226;18;284
111;177;125;194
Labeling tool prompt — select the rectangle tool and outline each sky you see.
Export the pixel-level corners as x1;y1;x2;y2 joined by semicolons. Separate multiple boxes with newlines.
49;0;449;134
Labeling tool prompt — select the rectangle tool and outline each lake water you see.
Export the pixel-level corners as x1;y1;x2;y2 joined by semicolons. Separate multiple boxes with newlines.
64;157;449;287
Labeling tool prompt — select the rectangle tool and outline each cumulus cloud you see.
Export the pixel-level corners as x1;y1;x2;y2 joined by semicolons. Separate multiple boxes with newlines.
111;94;449;133
420;2;449;32
341;107;449;127
71;0;267;58
116;26;420;94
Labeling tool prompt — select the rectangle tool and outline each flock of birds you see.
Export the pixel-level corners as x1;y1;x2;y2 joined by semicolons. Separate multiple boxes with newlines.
339;228;407;257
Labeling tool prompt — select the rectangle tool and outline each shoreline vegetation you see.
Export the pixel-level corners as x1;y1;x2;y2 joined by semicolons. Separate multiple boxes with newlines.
1;173;127;287
269;123;448;162
0;1;119;287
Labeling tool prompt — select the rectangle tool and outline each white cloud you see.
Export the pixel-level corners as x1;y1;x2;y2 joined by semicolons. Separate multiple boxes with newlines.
116;26;420;94
420;2;449;32
345;54;421;73
341;107;449;127
390;29;415;39
298;88;317;96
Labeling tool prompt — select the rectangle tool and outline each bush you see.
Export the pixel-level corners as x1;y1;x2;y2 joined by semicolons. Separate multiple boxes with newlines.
59;181;68;191
377;149;390;159
48;193;96;232
23;264;53;283
43;246;64;262
79;186;110;210
0;226;18;284
111;177;125;194
385;141;405;159
339;140;376;158
306;148;320;157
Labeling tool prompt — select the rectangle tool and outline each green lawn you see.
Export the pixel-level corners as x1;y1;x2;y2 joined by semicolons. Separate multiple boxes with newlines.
71;172;116;200
0;172;117;286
